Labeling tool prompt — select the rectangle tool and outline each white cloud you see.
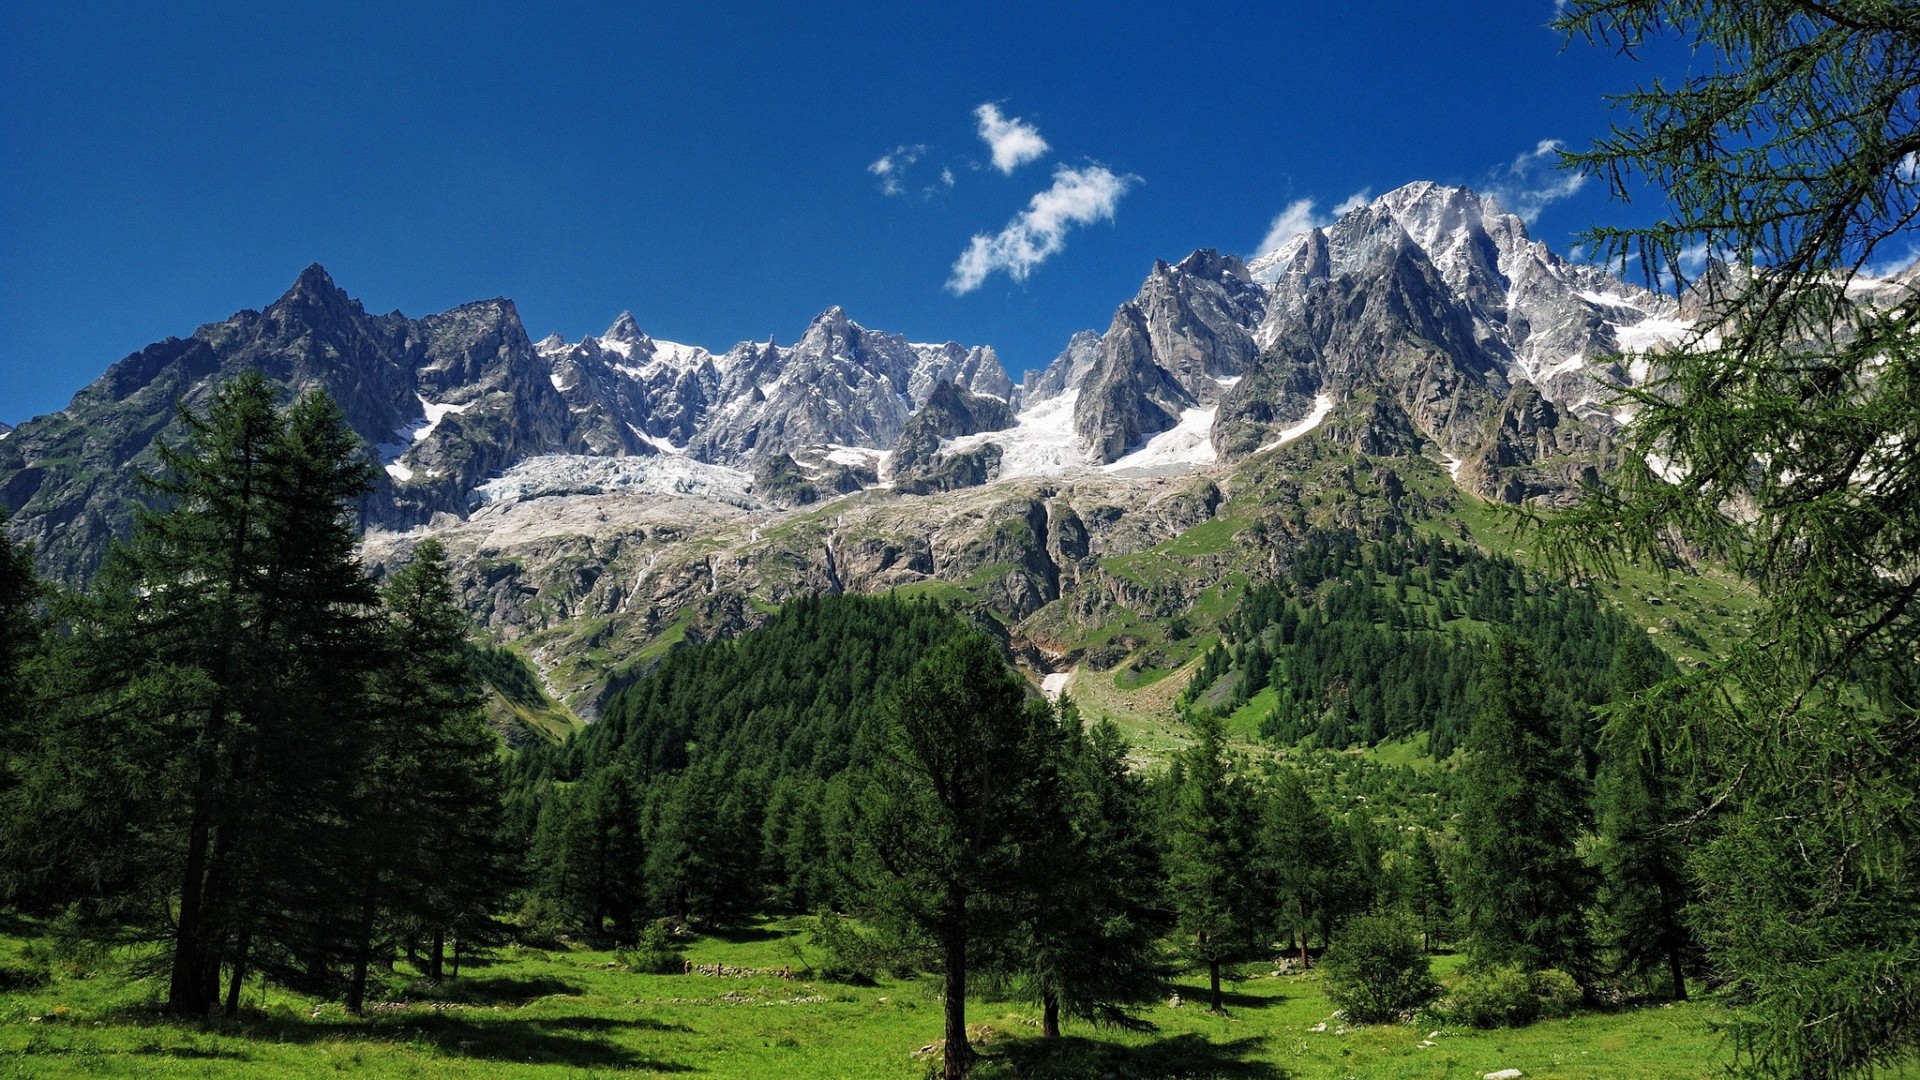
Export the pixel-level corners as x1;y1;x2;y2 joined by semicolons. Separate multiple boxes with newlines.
941;167;956;188
1334;188;1373;215
1487;139;1586;224
947;165;1134;294
1252;188;1372;259
1898;152;1919;184
868;144;926;196
974;103;1049;175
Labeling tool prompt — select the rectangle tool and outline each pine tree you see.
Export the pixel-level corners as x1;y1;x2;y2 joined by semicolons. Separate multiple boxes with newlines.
1166;713;1260;1012
860;631;1059;1080
1020;704;1168;1036
1456;636;1594;976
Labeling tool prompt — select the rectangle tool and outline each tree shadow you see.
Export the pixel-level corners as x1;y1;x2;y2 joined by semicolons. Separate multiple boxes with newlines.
396;974;584;1006
986;1033;1289;1079
1168;979;1280;1011
220;1011;696;1072
700;923;786;945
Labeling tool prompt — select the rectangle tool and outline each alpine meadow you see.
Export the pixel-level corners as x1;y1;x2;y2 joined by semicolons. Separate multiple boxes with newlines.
3;2;1919;1078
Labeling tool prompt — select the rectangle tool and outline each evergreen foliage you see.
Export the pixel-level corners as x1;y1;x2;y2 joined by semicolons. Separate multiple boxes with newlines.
1018;703;1169;1036
1545;4;1920;1073
514;593;970;927
859;630;1062;1080
1456;636;1594;977
1257;766;1351;964
1165;714;1261;1012
0;375;513;1017
1592;635;1696;1000
346;538;514;1011
1183;530;1633;760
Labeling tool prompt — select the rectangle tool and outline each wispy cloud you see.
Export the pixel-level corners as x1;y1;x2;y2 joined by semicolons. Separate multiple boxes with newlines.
1252;188;1372;259
1487;139;1585;224
974;103;1049;175
868;144;927;196
947;165;1134;294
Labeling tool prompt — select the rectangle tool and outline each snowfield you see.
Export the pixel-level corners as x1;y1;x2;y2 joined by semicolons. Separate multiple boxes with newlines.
473;453;760;510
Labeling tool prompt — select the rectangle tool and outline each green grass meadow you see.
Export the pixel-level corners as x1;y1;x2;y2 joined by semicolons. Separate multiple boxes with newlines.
1;916;1739;1079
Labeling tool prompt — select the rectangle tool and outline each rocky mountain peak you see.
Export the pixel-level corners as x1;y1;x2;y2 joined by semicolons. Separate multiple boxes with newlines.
266;262;364;327
603;311;645;344
1172;248;1253;284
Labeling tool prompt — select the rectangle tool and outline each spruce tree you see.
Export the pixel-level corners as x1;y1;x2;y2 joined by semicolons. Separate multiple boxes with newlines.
860;631;1059;1080
1166;713;1260;1012
1456;635;1593;976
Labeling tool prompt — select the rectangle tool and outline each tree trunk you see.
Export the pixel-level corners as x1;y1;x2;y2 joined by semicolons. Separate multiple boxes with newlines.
224;929;251;1017
346;893;378;1015
451;937;461;979
166;757;220;1016
1667;942;1687;1002
1209;958;1223;1013
943;930;970;1080
1042;988;1060;1038
430;928;445;981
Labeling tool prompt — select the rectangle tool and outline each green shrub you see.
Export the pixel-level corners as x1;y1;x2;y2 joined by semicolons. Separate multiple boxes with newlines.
1319;914;1438;1023
1446;964;1539;1027
1530;968;1582;1019
617;919;688;975
1442;965;1586;1027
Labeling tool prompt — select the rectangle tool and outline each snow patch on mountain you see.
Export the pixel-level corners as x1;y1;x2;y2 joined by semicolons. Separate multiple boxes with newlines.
944;389;1088;480
377;395;475;482
472;454;760;509
1256;394;1335;454
1103;406;1218;475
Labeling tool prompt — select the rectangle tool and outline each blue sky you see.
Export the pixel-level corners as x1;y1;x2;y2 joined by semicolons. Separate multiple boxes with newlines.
1;1;1696;425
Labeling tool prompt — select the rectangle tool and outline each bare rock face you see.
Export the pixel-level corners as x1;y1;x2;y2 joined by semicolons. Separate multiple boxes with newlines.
889;380;1018;494
1071;251;1266;463
692;307;1013;465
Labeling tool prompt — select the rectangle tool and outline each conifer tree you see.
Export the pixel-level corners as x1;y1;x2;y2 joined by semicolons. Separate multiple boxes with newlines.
1019;703;1168;1036
860;631;1059;1080
1166;713;1260;1012
346;538;510;1011
1259;765;1344;964
1543;6;1920;1070
7;374;380;1015
0;518;43;801
1456;635;1594;975
1593;634;1695;1000
1405;833;1453;954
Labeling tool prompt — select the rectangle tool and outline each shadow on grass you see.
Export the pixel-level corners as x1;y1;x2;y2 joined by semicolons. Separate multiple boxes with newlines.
195;1011;697;1072
396;974;584;1006
700;923;786;945
984;1033;1289;1080
1168;980;1280;1011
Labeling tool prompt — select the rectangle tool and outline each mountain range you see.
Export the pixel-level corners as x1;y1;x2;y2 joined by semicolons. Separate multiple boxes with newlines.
2;182;1716;718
